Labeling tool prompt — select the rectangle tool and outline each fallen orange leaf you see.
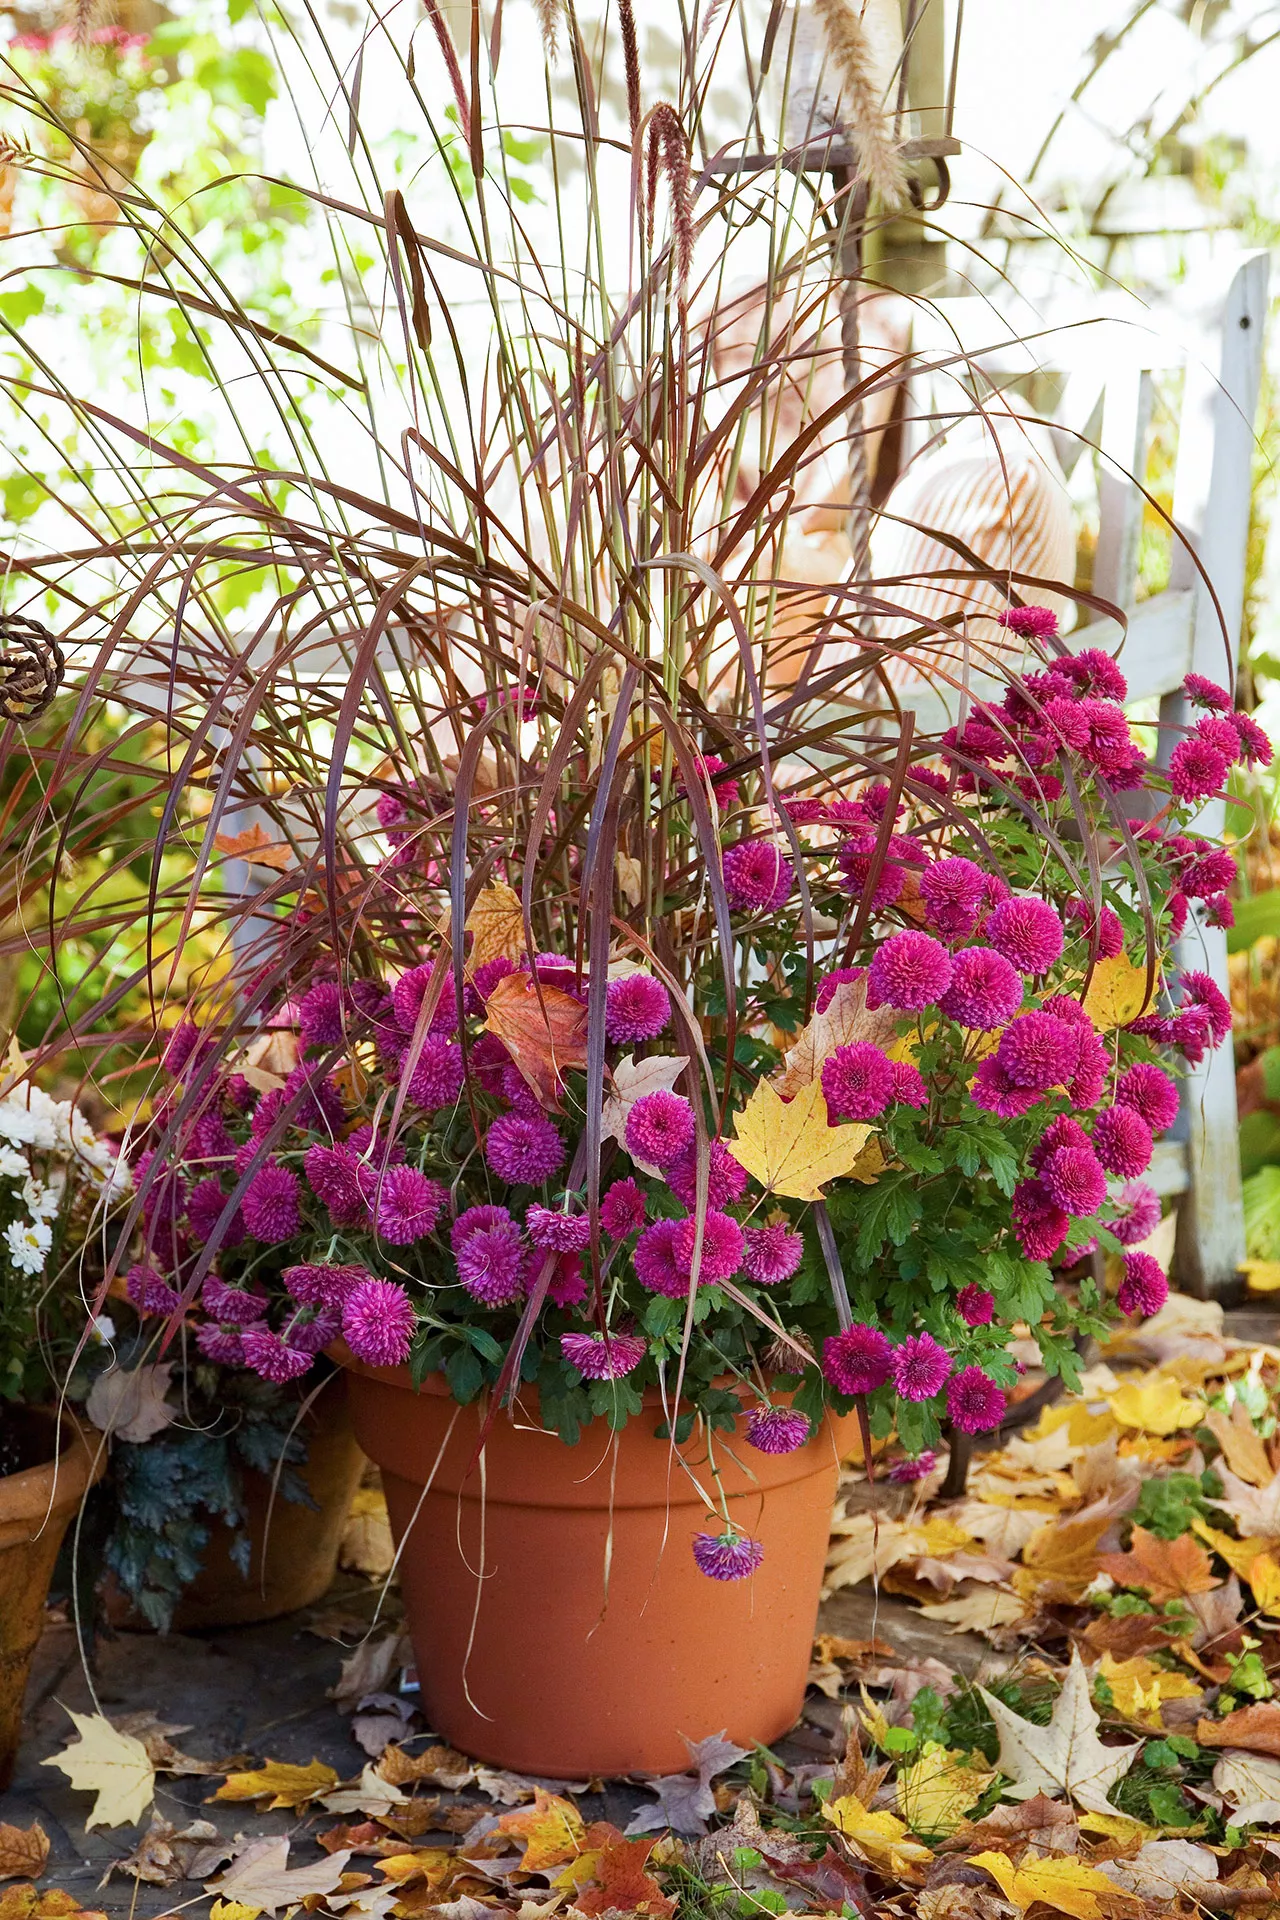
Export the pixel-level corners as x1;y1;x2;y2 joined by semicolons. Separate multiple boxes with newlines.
1097;1526;1218;1605
483;972;588;1110
495;1790;587;1872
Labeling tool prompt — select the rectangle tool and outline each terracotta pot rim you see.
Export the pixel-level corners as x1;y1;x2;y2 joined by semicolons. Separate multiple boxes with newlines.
0;1407;104;1547
331;1339;774;1411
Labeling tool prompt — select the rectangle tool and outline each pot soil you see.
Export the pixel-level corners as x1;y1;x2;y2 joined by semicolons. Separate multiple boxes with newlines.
0;1408;103;1791
338;1346;854;1778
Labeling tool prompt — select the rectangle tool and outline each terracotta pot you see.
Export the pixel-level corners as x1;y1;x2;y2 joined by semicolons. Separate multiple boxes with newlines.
338;1346;854;1777
0;1409;104;1791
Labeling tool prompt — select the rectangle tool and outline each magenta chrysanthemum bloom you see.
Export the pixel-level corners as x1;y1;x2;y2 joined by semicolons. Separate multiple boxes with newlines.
920;857;986;939
376;788;407;829
486;1112;566;1185
910;766;950;797
956;1284;994;1327
126;1263;181;1316
821;1042;895;1122
836;853;907;910
196;1323;245;1366
1042;695;1091;753
1117;1250;1169;1318
822;1323;892;1396
1184;673;1231;712
188;1177;244;1248
456;1225;528;1306
861;781;901;822
1108;1182;1162;1247
241;1161;302;1243
1181;846;1237;899
341;1276;416;1366
666;1140;749;1210
547;1251;587;1308
600;1178;647;1239
298;980;344;1048
284;1064;346;1134
408;1037;465;1112
1031;1114;1092;1171
1169;736;1227;803
1181;969;1233;1046
889;1060;928;1109
997;1012;1077;1093
633;1217;686;1297
161;1019;202;1076
741;1223;804;1286
191;1108;235;1162
1077;700;1136;777
946;1366;1007;1434
692;1529;764;1581
1057;648;1128;703
1091;1105;1154;1180
1065;897;1124;959
283;1303;343;1355
828;797;873;830
744;1406;810;1454
970;1057;1039;1119
891;1333;952;1402
452;1203;513;1251
722;840;793;914
888;1450;938;1484
226;1073;255;1112
471;957;516;1004
1232;711;1273;767
560;1330;646;1381
499;1063;541;1116
1066;1027;1109;1108
392;962;457;1037
605;973;672;1045
201;1272;267;1323
1041;1146;1107;1218
526;1204;591;1253
625;1090;696;1169
1012;1177;1069;1261
373;1165;447;1244
672;1209;745;1285
985;897;1065;974
939;946;1023;1031
283;1262;368;1307
997;604;1059;639
942;718;1008;763
815;965;866;1015
241;1326;313;1383
783;795;830;827
867;930;953;1013
1041;994;1091;1031
1194;715;1243;764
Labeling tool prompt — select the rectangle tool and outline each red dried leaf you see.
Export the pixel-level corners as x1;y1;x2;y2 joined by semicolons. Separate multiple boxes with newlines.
482;972;589;1110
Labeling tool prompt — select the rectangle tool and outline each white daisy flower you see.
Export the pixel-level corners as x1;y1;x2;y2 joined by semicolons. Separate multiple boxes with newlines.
21;1176;62;1220
0;1146;28;1181
4;1217;52;1275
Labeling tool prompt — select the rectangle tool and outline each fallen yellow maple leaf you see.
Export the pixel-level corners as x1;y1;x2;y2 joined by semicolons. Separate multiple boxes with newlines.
969;1850;1129;1919
466;882;527;969
895;1742;993;1838
208;1903;262;1920
213;1758;338;1811
1076;1810;1158;1845
496;1791;587;1871
822;1796;933;1875
1249;1551;1280;1613
40;1712;154;1830
729;1078;871;1201
1081;952;1155;1031
1097;1652;1201;1727
1107;1377;1204;1435
1191;1519;1271;1586
1242;1259;1280;1294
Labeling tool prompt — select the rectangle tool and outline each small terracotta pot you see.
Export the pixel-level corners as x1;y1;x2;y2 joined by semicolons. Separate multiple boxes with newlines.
0;1409;104;1790
338;1346;853;1778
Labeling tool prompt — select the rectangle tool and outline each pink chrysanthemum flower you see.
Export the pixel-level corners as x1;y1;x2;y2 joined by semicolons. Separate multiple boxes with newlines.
692;1529;764;1581
722;840;793;914
304;1145;368;1227
633;1218;686;1297
283;1262;368;1308
744;1406;810;1454
1065;898;1124;959
1169;736;1227;803
782;795;830;827
201;1272;267;1323
941;718;1008;763
891;1333;952;1402
815;965;866;1015
742;1223;804;1286
408;1038;465;1112
560;1330;646;1381
1040;994;1091;1032
946;1366;1007;1434
1077;700;1136;777
828;798;874;830
1232;710;1273;767
889;1060;928;1109
1181;845;1237;899
867;930;953;1013
997;1012;1077;1093
547;1252;587;1308
485;1113;566;1185
376;788;407;829
241;1162;302;1243
1042;695;1091;753
939;946;1023;1031
226;1073;255;1112
997;604;1059;639
888;1451;938;1484
909;766;951;796
861;781;901;822
526;1204;591;1253
1184;673;1231;712
241;1326;313;1383
985;897;1065;974
821;1042;895;1122
1117;1250;1169;1318
1091;1105;1154;1180
283;1303;343;1355
373;1165;447;1244
956;1284;994;1327
391;962;458;1038
456;1225;528;1307
190;1108;235;1162
341;1277;416;1366
196;1324;244;1366
970;1057;1039;1119
298;980;344;1048
161;1020;207;1077
499;1063;541;1116
1194;715;1244;764
1181;970;1233;1046
1108;1182;1162;1247
284;1063;346;1133
126;1263;181;1316
1031;1114;1092;1172
452;1203;513;1251
605;973;672;1044
471;956;516;1004
1114;1063;1179;1134
1066;1027;1109;1108
188;1177;244;1248
822;1323;892;1396
1057;648;1128;703
919;856;986;940
666;1140;749;1210
672;1210;745;1285
1012;1178;1069;1261
600;1178;647;1239
836;853;907;909
1041;1146;1107;1218
625;1090;696;1169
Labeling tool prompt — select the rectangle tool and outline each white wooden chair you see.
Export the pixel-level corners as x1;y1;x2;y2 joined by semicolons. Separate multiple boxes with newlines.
866;251;1270;1299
